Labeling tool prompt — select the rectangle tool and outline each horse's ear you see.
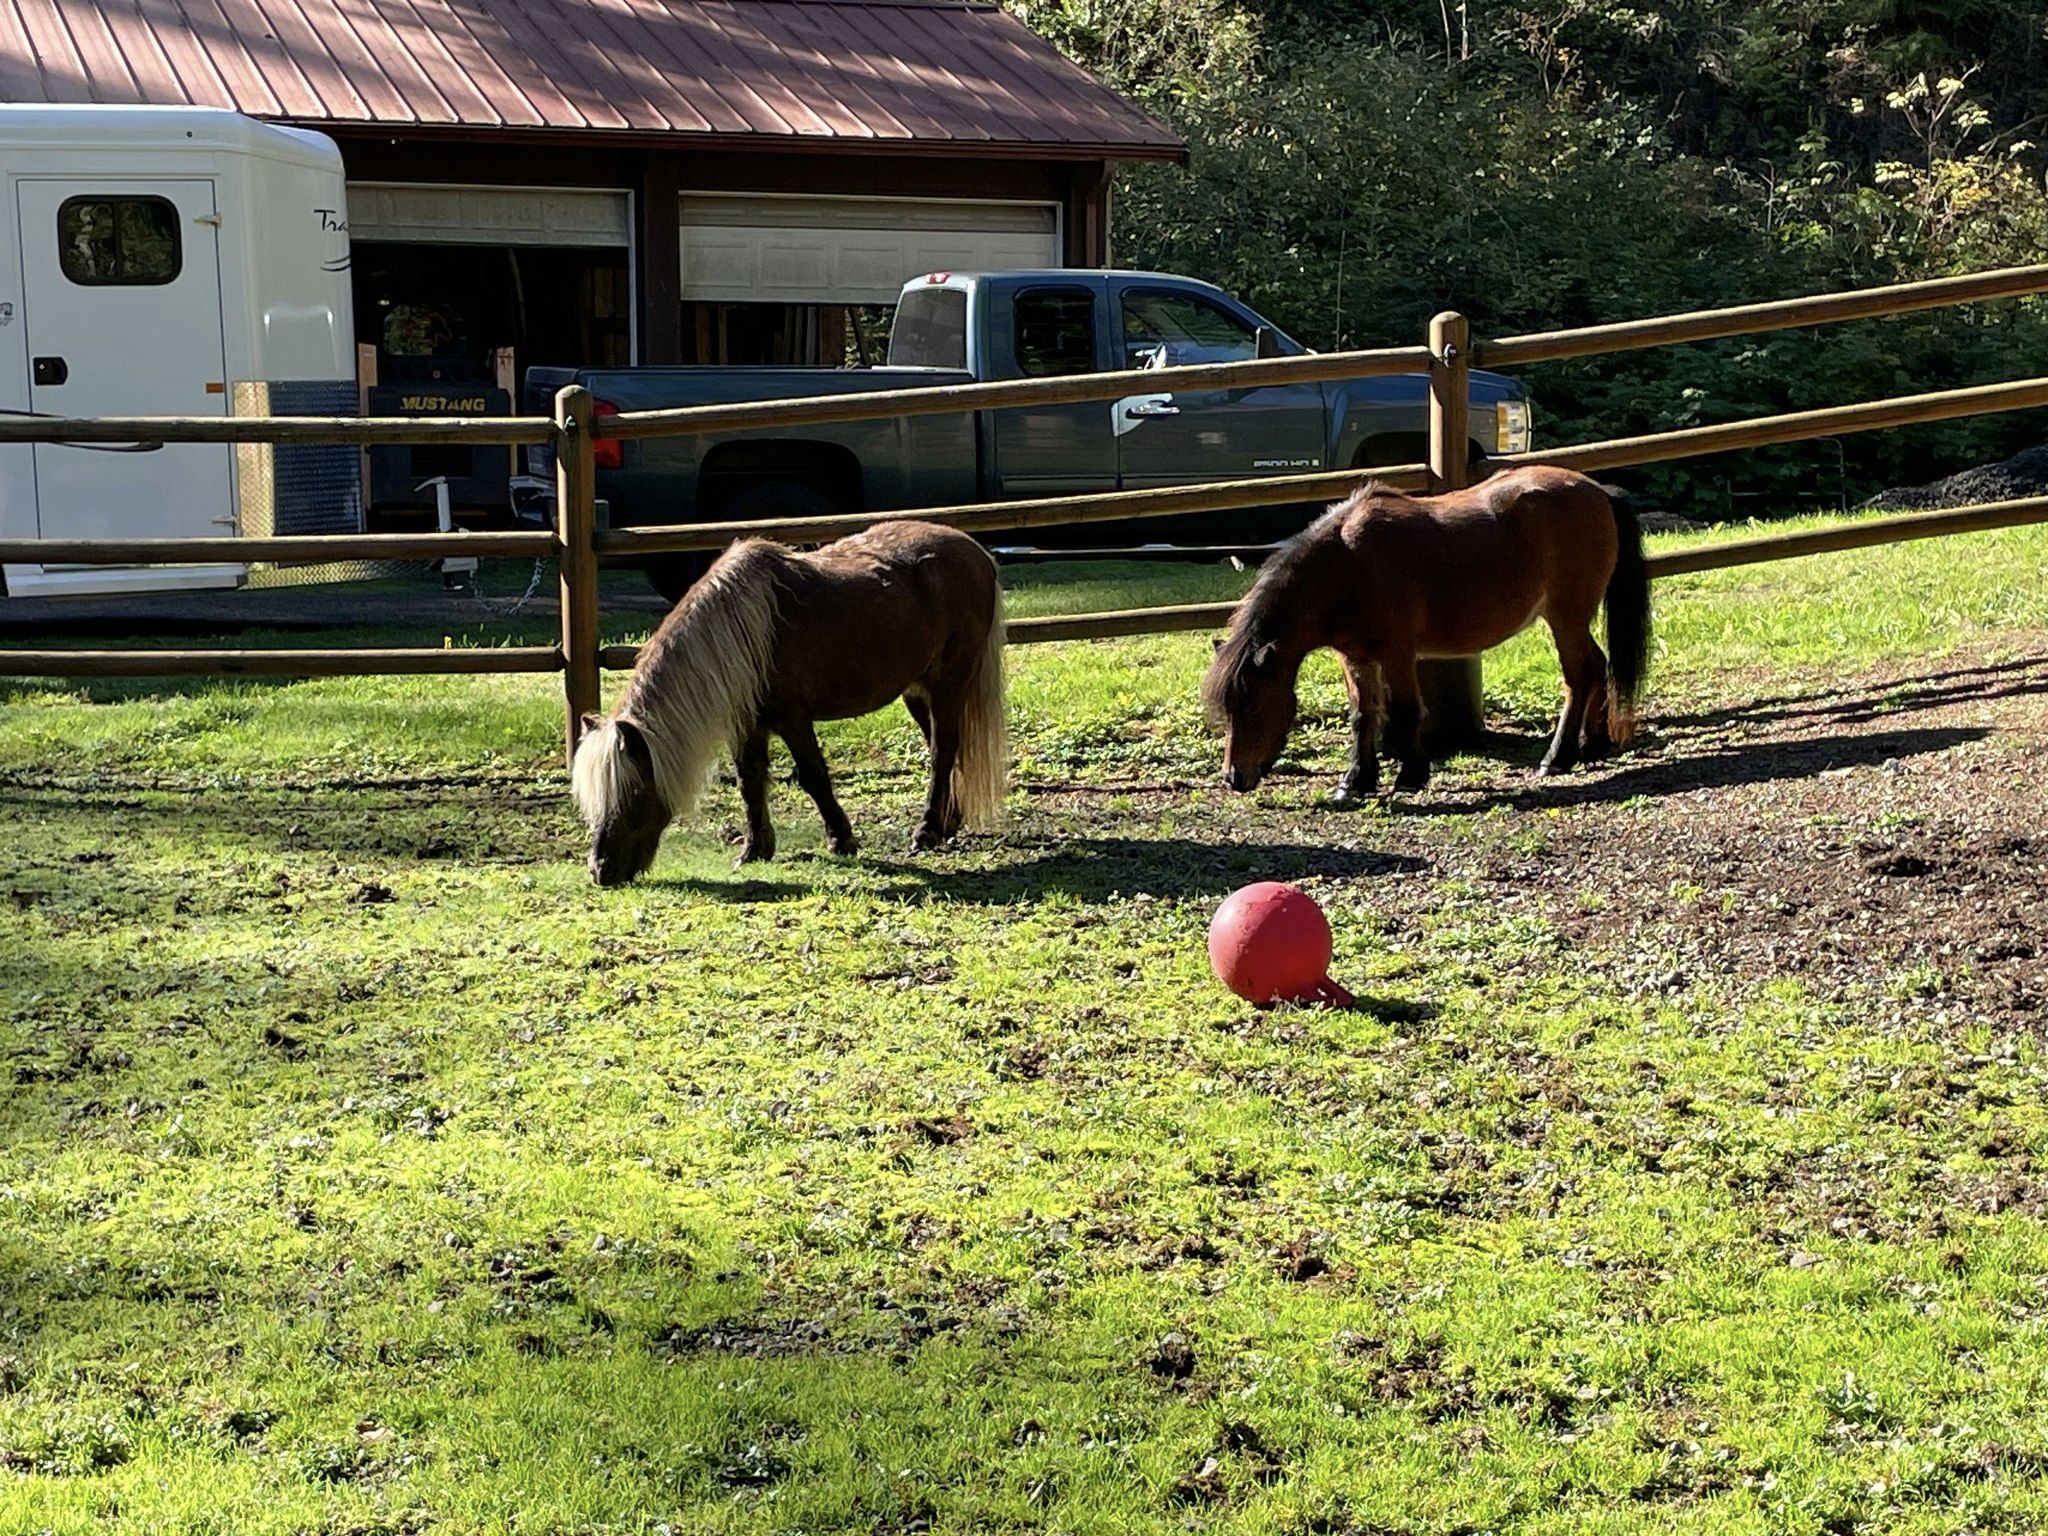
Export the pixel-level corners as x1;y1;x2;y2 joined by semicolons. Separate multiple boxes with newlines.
615;717;655;778
1210;636;1225;654
1250;641;1278;673
580;711;605;734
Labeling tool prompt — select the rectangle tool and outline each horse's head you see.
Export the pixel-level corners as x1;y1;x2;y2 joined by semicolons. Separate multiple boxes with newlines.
1202;633;1298;792
571;714;671;886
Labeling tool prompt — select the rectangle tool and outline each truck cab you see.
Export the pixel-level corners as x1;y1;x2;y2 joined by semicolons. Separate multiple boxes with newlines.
889;270;1527;522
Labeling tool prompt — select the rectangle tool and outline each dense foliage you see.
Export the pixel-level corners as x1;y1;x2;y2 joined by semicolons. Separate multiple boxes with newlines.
1013;0;2048;512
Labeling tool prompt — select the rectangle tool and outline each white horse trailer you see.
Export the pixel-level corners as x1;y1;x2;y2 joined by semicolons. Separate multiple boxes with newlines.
0;105;358;598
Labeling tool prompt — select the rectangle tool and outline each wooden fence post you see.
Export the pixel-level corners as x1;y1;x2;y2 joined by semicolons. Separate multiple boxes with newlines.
1424;310;1485;749
555;385;601;767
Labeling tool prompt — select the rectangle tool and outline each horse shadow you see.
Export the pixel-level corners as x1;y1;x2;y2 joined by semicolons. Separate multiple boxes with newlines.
1390;723;1989;817
644;837;1425;906
874;837;1425;904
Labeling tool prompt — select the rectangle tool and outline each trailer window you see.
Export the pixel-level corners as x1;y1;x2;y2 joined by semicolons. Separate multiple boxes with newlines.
1014;289;1096;377
888;288;967;370
57;196;182;286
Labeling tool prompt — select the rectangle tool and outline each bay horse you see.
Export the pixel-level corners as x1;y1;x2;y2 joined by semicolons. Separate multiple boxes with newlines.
572;521;1006;885
1202;465;1650;800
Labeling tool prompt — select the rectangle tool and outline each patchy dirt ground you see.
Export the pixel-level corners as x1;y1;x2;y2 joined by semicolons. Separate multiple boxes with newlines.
8;618;2048;1532
1030;639;2048;1036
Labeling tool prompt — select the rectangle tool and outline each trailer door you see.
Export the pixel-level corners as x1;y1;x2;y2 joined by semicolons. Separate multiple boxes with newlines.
16;180;230;541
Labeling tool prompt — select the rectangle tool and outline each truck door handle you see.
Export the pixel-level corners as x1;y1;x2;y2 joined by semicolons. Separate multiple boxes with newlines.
1126;401;1179;417
33;356;68;386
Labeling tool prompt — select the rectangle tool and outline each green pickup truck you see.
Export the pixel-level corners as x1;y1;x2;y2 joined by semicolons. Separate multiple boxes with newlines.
527;269;1532;598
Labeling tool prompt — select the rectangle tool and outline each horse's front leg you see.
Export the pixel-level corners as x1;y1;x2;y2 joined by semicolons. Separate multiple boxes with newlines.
912;693;962;851
1333;654;1382;807
1384;653;1430;792
735;729;776;864
779;718;859;856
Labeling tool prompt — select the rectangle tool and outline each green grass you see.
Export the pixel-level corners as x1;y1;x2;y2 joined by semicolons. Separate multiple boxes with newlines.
3;510;2047;1535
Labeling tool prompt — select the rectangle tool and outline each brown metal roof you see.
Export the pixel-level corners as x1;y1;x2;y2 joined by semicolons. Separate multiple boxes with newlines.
0;0;1183;159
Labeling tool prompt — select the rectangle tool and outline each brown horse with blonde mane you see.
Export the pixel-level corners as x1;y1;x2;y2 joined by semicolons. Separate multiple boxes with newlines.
573;521;1006;885
1203;465;1650;800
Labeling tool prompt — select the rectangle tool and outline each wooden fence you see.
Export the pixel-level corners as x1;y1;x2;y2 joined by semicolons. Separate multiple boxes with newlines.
7;258;2048;766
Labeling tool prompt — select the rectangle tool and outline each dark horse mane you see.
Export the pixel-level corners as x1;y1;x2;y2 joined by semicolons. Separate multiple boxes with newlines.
1202;484;1402;722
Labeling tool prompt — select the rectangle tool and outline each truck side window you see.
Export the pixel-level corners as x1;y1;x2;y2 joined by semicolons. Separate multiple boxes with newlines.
889;288;968;370
1123;291;1257;368
57;196;181;286
1014;290;1096;377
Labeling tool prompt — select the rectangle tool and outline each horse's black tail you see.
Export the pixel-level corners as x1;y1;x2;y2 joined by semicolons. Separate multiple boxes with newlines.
1600;484;1652;741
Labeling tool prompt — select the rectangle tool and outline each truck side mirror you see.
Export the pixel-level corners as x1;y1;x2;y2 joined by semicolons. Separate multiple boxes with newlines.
1254;326;1284;360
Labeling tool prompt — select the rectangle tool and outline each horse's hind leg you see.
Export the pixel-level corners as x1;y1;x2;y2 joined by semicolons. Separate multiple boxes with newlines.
1384;653;1430;792
905;693;934;746
1334;653;1383;806
1539;618;1605;776
735;729;776;864
1579;651;1615;761
780;719;859;856
912;693;963;851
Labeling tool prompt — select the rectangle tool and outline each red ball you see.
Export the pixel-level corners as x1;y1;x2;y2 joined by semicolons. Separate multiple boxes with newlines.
1208;882;1349;1007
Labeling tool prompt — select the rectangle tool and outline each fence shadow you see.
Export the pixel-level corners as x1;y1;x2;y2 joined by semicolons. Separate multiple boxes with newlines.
1655;652;2048;734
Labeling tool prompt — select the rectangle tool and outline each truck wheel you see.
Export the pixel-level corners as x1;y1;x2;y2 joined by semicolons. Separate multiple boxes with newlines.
643;481;845;603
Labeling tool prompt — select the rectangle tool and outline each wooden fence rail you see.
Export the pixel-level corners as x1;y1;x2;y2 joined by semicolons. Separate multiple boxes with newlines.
0;415;551;447
1477;262;2048;369
0;530;555;566
8;259;2048;767
1645;492;2048;578
1497;376;2048;476
593;345;1434;442
583;490;2048;673
0;647;563;678
594;464;1432;557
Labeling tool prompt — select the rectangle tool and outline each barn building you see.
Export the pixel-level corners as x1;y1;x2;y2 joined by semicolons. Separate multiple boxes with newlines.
0;0;1182;389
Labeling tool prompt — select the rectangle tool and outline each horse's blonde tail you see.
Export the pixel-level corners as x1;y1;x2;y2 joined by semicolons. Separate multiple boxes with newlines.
951;595;1008;829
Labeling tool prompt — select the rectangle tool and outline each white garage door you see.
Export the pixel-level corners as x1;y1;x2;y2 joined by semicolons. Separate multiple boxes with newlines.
347;183;631;247
680;194;1060;305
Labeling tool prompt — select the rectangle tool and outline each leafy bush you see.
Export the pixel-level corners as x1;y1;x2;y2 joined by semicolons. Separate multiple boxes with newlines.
1012;0;2048;512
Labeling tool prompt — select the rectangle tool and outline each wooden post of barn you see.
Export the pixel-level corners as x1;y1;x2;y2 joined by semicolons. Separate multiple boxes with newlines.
555;385;601;768
1424;310;1485;749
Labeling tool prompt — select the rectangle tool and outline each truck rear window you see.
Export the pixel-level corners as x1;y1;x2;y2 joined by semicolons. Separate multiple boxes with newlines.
1014;290;1096;377
889;289;968;370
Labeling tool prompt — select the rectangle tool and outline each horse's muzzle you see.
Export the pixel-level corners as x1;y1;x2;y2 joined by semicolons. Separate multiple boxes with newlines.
1224;762;1262;793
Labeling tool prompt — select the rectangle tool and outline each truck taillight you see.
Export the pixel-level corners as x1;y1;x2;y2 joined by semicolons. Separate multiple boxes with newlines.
1496;399;1533;456
592;398;622;471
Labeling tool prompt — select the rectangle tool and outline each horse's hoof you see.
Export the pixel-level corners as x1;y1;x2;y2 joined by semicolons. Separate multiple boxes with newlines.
736;837;776;865
909;827;946;853
1393;767;1430;793
1329;787;1373;810
827;834;859;857
1535;758;1573;778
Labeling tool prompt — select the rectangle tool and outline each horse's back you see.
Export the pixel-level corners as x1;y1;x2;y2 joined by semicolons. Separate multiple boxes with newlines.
1331;467;1619;653
770;521;999;719
807;520;997;624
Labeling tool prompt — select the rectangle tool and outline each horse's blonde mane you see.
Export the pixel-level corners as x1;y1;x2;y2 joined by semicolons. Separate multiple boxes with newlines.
571;541;783;828
571;716;645;827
